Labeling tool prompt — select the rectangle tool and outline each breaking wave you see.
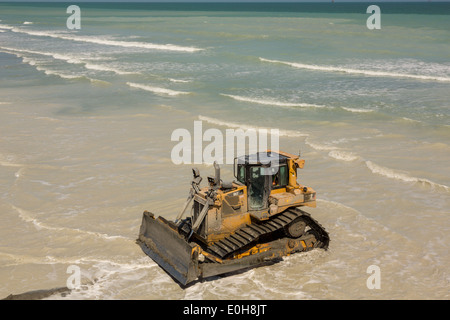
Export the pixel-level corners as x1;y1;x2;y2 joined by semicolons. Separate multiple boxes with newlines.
83;63;136;75
40;69;88;80
221;94;328;109
341;107;374;113
221;94;379;115
0;24;14;30
304;138;338;151
365;161;449;191
0;47;106;83
0;46;138;75
0;24;203;52
126;82;190;96
305;139;449;191
198;115;309;138
259;57;450;82
169;78;191;83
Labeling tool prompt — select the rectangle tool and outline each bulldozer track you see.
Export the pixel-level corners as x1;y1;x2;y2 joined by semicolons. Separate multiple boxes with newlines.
206;208;329;259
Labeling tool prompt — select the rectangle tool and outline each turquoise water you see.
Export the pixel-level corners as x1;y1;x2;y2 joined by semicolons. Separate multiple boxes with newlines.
0;2;449;299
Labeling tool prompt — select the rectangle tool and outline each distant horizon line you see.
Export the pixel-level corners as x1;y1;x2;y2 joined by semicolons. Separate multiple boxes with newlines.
1;0;450;4
1;0;449;2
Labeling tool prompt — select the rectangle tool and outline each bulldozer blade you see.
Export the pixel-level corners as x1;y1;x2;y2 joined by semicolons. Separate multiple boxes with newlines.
137;211;198;286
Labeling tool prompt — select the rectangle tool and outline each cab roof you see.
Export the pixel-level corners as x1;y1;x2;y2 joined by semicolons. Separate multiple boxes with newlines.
236;151;289;166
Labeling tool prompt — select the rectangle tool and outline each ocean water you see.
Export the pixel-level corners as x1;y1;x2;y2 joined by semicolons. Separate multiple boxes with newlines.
0;2;449;300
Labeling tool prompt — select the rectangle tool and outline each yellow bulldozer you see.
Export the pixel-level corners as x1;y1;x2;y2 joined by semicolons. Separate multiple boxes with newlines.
137;151;329;286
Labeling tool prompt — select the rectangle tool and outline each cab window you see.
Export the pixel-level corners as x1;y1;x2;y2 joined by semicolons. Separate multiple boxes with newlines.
271;165;288;188
237;164;245;184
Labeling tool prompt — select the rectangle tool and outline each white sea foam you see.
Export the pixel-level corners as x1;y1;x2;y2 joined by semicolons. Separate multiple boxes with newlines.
0;24;14;30
328;150;360;162
83;63;136;75
198;115;309;138
221;94;328;109
4;47;83;64
23;21;33;25
341;107;374;113
306;139;449;191
169;78;191;83
304;138;338;151
37;66;106;84
19;55;38;66
0;47;97;81
365;161;449;191
38;68;85;80
4;24;203;52
400;117;422;124
0;46;137;75
260;57;450;82
126;82;190;96
222;94;377;114
56;257;158;300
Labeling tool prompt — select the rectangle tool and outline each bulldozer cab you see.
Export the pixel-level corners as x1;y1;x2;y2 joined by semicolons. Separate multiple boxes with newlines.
234;151;290;212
